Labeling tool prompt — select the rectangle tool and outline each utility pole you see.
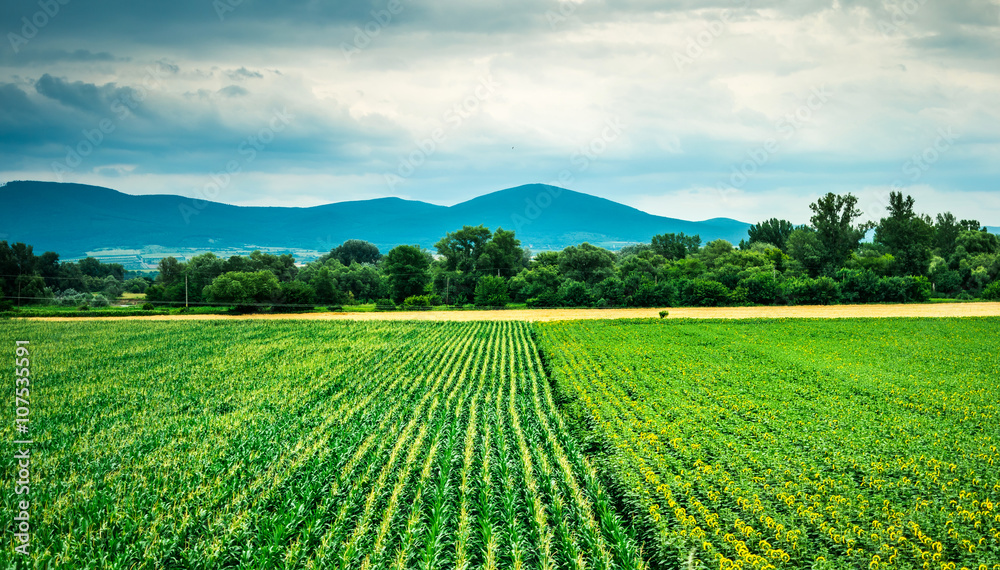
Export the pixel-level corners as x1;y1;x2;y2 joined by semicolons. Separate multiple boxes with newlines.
445;276;450;305
185;274;189;308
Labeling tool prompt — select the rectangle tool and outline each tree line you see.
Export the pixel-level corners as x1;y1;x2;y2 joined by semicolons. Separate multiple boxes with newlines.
2;191;998;311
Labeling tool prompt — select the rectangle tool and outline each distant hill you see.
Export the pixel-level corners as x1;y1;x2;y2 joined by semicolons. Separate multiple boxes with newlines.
0;181;751;257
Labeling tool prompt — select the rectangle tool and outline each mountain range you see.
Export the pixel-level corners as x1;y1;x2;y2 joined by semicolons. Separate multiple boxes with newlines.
0;181;753;257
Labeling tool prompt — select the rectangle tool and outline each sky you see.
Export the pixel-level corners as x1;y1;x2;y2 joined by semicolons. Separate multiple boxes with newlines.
2;0;999;226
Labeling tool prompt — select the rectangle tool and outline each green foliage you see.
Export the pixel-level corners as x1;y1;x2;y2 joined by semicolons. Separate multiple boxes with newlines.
874;192;934;276
473;275;509;308
556;243;615;285
650;232;701;260
202;270;280;311
556;279;595;307
383;244;432;302
402;294;433;309
785;227;826;278
746;218;797;250
809;192;874;269
983;281;1000;301
330;239;381;265
0;320;646;568
276;280;317;311
681;279;730;306
537;318;1000;569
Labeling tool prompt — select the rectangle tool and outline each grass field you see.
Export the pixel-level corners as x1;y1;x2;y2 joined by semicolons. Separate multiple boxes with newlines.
2;316;998;569
0;320;645;569
537;318;1000;569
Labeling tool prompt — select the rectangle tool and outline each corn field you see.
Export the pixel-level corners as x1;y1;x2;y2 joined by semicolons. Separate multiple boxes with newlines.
0;320;646;569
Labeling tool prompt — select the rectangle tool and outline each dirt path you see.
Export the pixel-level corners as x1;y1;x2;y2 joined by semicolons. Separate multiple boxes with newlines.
22;302;1000;322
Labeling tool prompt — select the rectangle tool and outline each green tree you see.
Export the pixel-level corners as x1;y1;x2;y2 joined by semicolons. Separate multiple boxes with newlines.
651;232;701;260
276;281;317;310
557;279;595;307
310;266;341;305
332;240;381;265
383;245;432;303
480;228;527;277
559;243;615;285
934;212;961;257
874;192;934;276
202;270;280;311
699;239;735;269
809;192;874;269
474;275;509;308
435;225;493;273
786;227;826;278
156;256;186;286
746;218;797;250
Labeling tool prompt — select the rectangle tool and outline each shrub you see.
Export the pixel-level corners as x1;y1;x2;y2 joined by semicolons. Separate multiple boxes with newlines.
474;276;510;309
983;281;1000;301
77;305;90;311
374;298;396;311
142;302;154;311
402;295;433;310
659;310;669;319
682;279;731;307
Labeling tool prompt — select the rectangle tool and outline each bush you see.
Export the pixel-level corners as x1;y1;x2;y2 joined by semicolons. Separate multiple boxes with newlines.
682;279;731;307
474;276;510;308
77;305;90;311
402;295;433;310
374;298;396;311
659;310;669;319
142;302;154;311
557;280;595;307
983;281;1000;301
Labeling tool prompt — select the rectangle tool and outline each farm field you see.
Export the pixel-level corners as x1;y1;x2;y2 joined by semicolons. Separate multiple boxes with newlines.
536;318;1000;570
0;320;646;569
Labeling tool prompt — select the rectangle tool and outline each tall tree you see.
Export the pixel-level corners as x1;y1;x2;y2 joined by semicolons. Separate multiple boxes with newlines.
934;212;961;257
435;225;493;273
383;245;432;302
874;192;934;276
157;256;186;286
746;218;796;250
651;232;701;260
559;243;616;285
809;192;874;269
479;228;527;277
332;240;381;265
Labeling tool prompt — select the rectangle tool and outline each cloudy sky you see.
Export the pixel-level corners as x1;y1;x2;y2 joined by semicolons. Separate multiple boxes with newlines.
2;0;999;225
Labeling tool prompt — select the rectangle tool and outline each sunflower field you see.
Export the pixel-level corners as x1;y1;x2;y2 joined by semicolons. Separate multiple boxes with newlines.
536;317;1000;570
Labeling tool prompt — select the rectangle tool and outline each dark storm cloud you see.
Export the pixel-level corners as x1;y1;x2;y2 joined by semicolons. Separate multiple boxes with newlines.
34;73;137;114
